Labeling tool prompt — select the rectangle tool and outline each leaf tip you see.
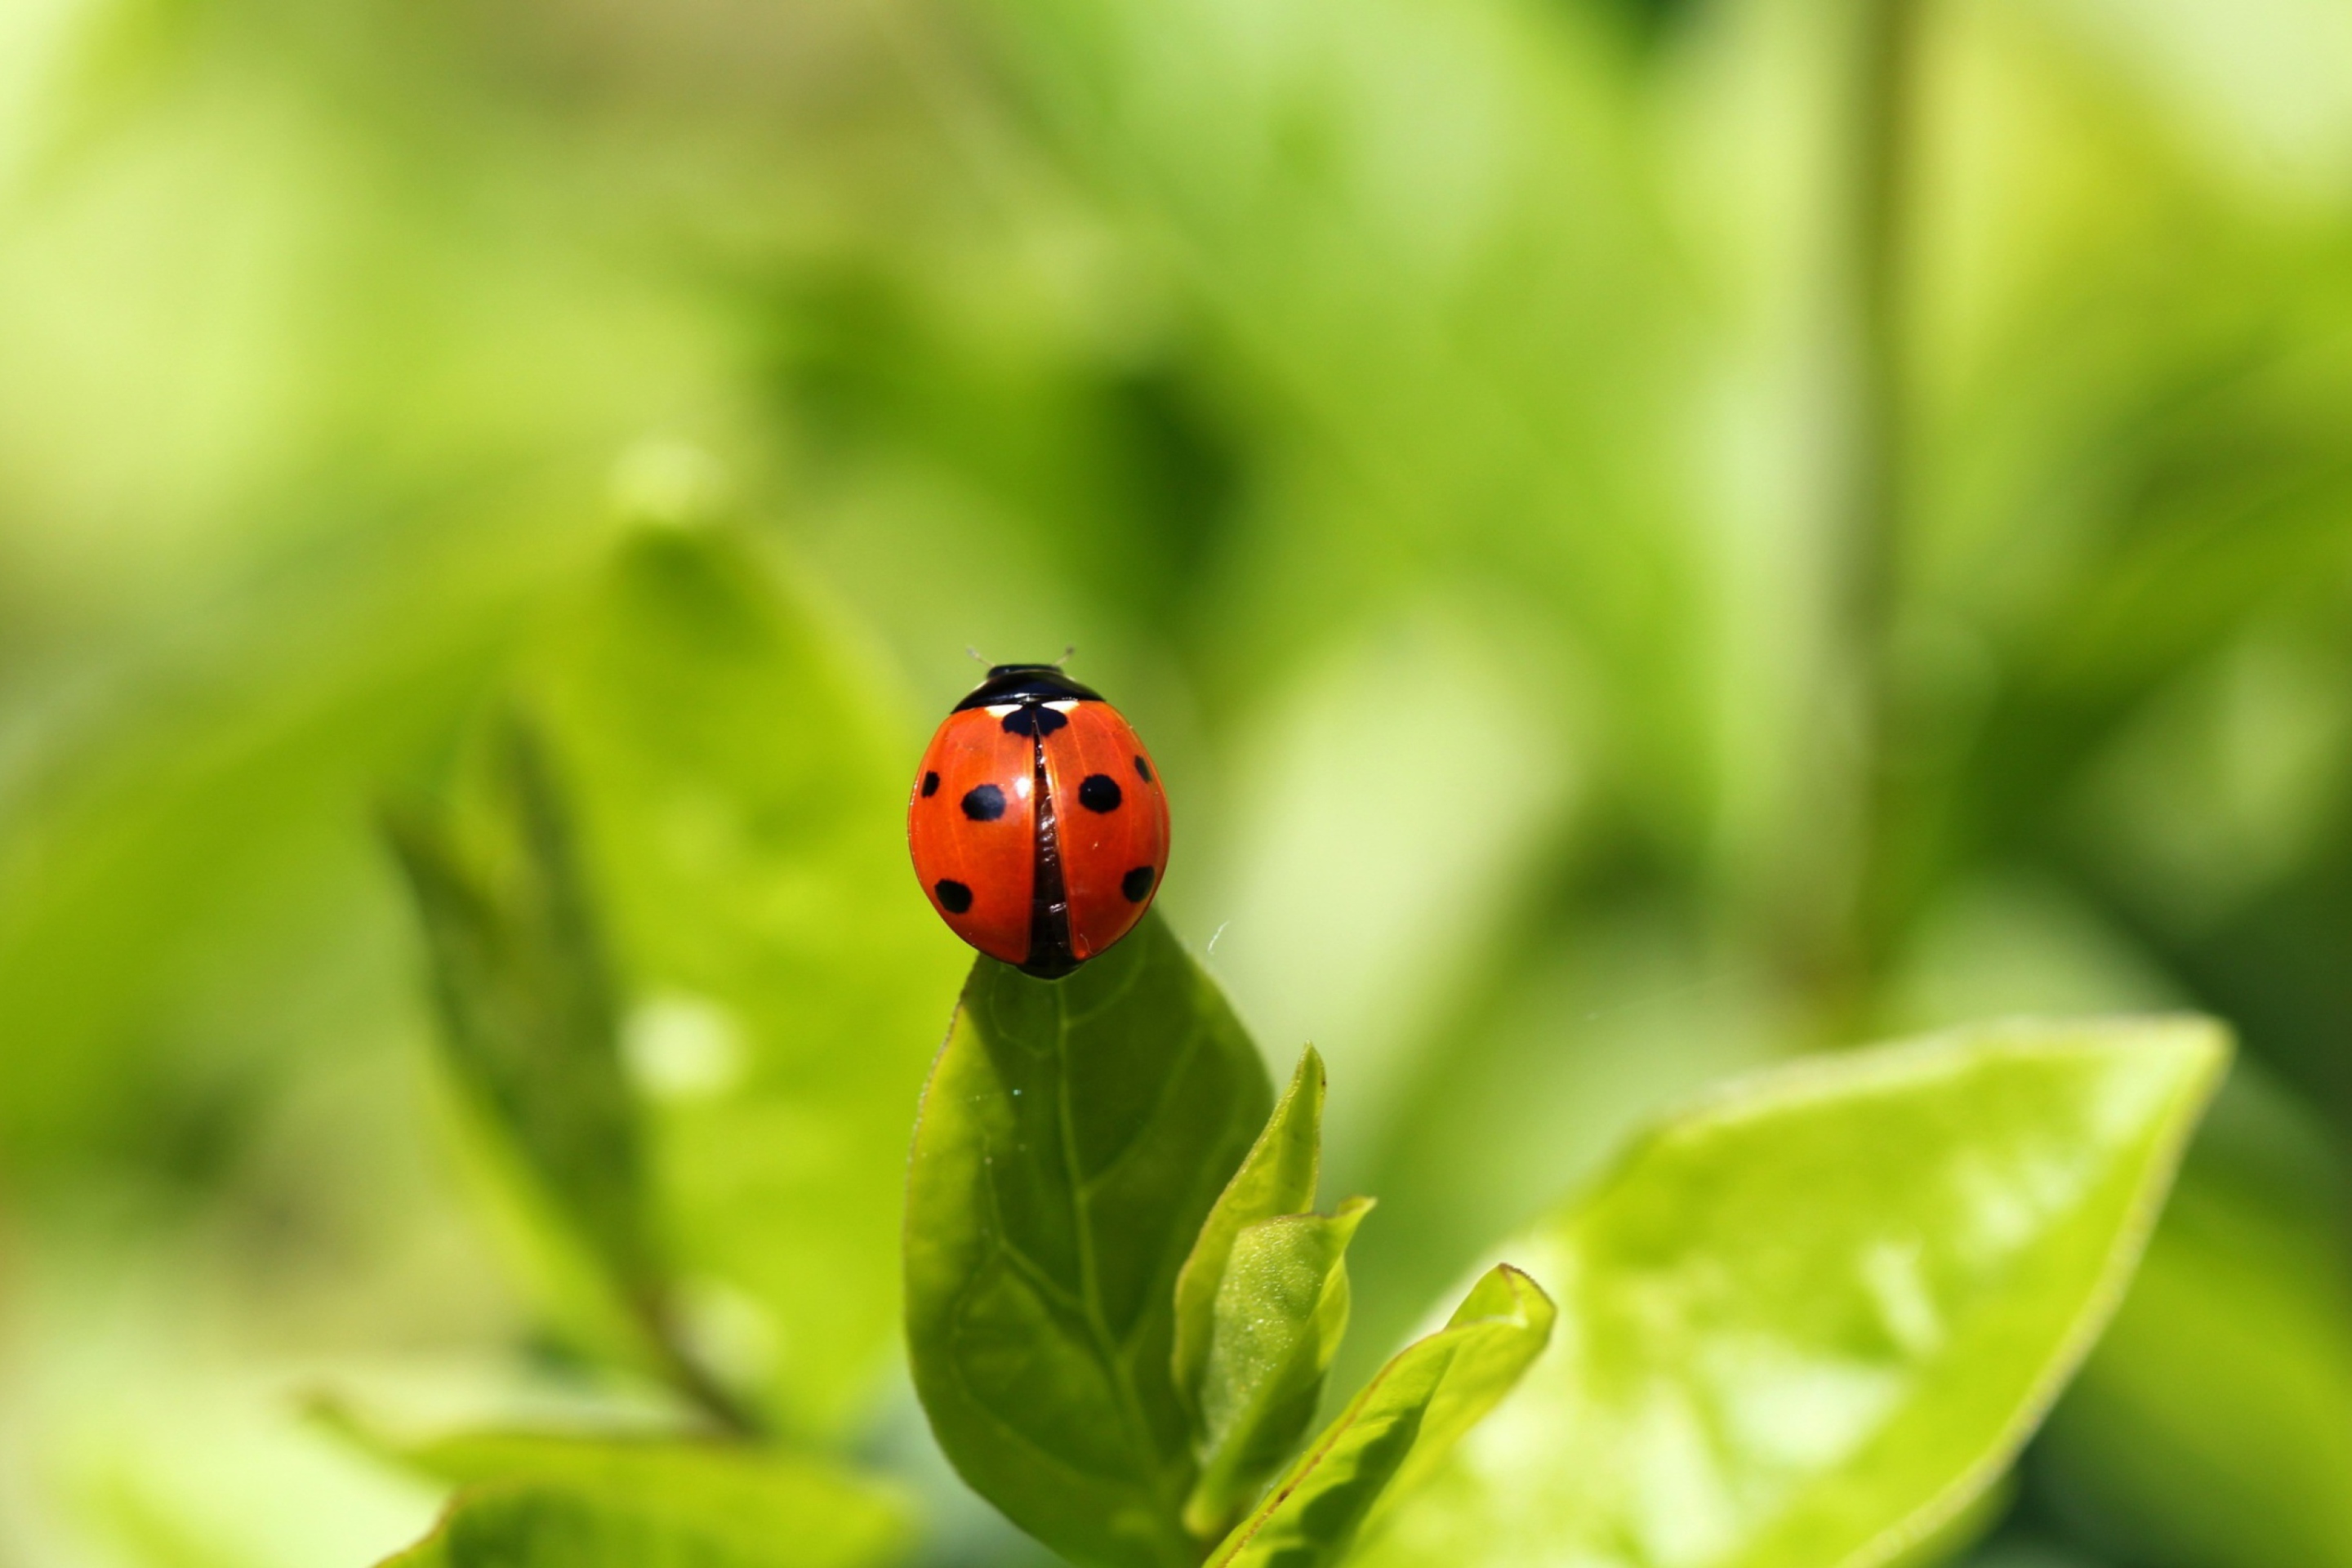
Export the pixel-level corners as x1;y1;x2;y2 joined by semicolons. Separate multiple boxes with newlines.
1446;1261;1557;1335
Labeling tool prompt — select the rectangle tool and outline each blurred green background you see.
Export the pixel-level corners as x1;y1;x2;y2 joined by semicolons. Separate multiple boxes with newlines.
3;0;2351;1562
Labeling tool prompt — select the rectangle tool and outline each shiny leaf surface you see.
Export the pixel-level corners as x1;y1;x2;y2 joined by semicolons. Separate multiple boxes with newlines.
1360;1018;2227;1568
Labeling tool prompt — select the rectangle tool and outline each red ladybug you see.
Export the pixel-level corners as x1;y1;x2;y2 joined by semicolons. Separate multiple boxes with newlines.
909;664;1170;977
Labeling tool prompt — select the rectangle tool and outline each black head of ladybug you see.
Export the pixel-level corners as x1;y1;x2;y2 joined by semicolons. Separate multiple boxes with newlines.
951;663;1103;711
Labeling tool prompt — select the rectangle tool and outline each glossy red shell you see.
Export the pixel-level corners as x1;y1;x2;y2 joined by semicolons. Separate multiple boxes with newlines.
908;696;1170;973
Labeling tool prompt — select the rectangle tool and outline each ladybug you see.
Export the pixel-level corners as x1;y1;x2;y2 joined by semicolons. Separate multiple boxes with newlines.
909;663;1170;978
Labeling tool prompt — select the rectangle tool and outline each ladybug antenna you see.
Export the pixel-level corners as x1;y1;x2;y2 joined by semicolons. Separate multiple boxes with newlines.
1053;645;1076;670
966;646;988;666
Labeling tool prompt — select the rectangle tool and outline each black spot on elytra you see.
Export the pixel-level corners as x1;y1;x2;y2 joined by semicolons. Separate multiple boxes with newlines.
1078;774;1122;813
920;771;940;797
1134;755;1153;784
934;880;973;914
1121;866;1155;902
1001;705;1069;737
962;783;1006;822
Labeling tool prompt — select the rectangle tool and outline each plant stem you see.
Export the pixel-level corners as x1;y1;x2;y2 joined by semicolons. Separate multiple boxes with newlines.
634;1290;769;1441
1810;0;1927;1037
1848;0;1918;662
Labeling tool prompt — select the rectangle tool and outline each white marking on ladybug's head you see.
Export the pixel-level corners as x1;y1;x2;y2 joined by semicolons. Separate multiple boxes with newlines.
1048;701;1078;712
987;704;1018;718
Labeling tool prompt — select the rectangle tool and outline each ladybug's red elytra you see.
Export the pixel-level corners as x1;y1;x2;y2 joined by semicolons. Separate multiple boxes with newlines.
908;664;1170;977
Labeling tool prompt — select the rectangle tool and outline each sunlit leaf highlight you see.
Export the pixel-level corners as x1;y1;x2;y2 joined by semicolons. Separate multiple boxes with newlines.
1360;1017;2228;1568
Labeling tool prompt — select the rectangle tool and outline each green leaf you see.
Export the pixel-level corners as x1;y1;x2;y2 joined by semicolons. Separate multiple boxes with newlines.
1208;1263;1557;1568
1186;1197;1374;1540
0;532;553;1178
368;1431;909;1568
523;523;969;1433
385;716;656;1298
1174;1047;1328;1419
905;911;1274;1568
1359;1017;2228;1568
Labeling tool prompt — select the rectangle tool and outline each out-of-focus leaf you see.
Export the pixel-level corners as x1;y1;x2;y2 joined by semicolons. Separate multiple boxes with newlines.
0;0;797;1176
369;1432;909;1568
386;717;656;1301
0;498;589;1179
904;911;1272;1568
520;523;969;1434
1185;1197;1374;1540
1208;1263;1555;1568
1360;1018;2226;1568
1174;1046;1327;1411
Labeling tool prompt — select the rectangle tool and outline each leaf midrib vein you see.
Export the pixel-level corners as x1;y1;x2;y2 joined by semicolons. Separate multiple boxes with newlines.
1054;979;1189;1508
